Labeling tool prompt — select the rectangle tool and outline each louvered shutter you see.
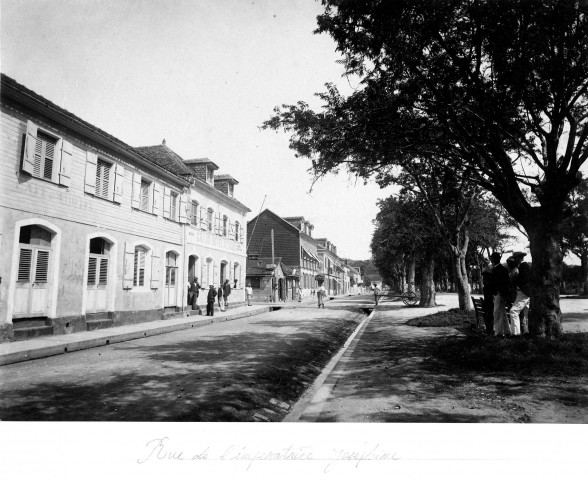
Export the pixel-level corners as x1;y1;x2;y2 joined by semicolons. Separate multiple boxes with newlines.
99;258;108;285
152;183;162;215
50;138;62;183
151;252;161;289
163;187;171;218
88;257;98;285
199;206;206;230
35;250;50;283
123;242;134;289
229;222;234;239
239;226;244;244
85;152;98;194
179;194;189;224
17;248;33;282
132;172;142;209
22;120;38;175
113;164;124;203
59;140;73;187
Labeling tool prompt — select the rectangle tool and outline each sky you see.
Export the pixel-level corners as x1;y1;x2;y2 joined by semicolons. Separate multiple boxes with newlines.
1;0;395;260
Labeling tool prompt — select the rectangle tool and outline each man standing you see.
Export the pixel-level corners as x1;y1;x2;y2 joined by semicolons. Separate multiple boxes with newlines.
206;285;217;316
509;252;531;335
482;252;502;334
189;277;201;311
223;279;232;309
373;283;380;306
492;256;517;336
245;282;253;306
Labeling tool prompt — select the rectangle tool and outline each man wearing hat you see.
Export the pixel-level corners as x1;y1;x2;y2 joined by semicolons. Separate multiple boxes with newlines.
492;254;520;336
509;252;531;335
206;284;217;316
482;252;502;334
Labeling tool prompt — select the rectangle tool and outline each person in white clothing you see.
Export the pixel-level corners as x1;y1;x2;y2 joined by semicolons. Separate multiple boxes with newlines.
245;282;253;306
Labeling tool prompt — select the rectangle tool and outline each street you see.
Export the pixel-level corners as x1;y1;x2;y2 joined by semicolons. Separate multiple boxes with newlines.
0;296;369;421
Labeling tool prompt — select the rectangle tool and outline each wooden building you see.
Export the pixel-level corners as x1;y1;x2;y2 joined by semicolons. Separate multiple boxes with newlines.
0;74;249;342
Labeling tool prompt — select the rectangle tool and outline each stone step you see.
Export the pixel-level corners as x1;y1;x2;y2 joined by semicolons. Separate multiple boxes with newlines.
14;325;54;340
12;317;51;329
86;319;114;331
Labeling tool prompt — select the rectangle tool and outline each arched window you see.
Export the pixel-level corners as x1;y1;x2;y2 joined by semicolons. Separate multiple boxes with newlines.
165;252;178;288
17;225;52;283
88;237;110;286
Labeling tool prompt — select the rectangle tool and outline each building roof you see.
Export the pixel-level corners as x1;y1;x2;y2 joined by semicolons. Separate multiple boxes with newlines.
247;209;300;235
134;142;193;176
214;174;239;185
184;158;220;170
1;73;190;186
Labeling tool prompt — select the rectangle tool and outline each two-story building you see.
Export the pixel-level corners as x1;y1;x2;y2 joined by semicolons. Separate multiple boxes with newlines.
0;74;249;342
316;238;343;296
246;209;321;297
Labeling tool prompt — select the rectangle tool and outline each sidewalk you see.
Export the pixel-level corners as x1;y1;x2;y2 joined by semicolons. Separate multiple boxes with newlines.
0;303;275;366
287;293;588;423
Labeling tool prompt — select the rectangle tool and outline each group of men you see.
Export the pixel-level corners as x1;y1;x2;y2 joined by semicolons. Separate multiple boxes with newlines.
482;251;532;336
187;278;232;317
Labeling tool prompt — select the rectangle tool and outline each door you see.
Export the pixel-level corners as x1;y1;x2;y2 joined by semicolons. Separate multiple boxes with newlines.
87;237;110;313
165;252;178;307
14;246;51;317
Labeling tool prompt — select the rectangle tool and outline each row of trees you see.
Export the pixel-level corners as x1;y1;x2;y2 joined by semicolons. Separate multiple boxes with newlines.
264;0;588;338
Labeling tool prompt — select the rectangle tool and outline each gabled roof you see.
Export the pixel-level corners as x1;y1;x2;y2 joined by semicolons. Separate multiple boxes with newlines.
134;143;193;176
247;209;300;235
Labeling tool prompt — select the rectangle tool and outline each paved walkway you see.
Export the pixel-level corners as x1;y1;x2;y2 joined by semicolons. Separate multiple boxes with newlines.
287;294;588;423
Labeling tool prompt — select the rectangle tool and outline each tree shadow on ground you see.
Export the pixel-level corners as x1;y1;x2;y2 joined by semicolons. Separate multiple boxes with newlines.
0;317;362;422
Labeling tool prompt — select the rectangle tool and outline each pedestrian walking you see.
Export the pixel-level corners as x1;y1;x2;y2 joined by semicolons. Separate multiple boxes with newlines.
245;282;253;306
317;284;326;308
373;283;380;306
223;279;232;309
482;252;502;334
509;252;531;335
206;285;217;316
189;277;202;311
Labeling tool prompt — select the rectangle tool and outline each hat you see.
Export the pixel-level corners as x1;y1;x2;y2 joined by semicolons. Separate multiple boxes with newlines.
489;252;502;261
512;251;527;260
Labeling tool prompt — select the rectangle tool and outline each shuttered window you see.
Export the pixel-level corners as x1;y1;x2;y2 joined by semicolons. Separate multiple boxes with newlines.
207;208;213;231
34;132;56;180
88;257;98;284
95;159;111;199
170;192;178;220
99;259;108;285
223;216;228;236
140;180;151;211
165;252;177;287
17;249;33;282
134;248;146;287
235;221;240;242
191;201;199;226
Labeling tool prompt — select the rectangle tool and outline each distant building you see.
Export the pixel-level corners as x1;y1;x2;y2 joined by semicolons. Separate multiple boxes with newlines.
245;257;298;303
315;238;343;296
0;74;249;342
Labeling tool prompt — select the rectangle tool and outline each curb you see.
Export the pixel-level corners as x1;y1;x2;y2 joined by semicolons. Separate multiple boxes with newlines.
283;306;377;422
0;305;271;366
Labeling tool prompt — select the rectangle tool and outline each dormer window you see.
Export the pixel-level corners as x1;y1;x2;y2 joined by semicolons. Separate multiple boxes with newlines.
206;167;213;184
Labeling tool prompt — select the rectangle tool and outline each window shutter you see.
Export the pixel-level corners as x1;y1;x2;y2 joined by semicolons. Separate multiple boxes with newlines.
199;206;206;230
88;257;98;285
22;120;38;175
50;138;62;183
123;242;134;289
113;164;124;203
240;226;244;244
85;152;98;194
151;252;161;289
179;194;189;224
201;264;206;286
152;183;162;216
35;250;50;283
99;258;109;285
18;248;33;282
213;265;218;285
229;222;235;238
163;187;171;218
132;172;142;209
58;140;73;187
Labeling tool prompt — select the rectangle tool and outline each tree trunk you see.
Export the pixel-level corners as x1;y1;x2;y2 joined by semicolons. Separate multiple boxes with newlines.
582;252;588;297
407;254;416;293
419;252;436;307
527;227;563;338
452;252;473;311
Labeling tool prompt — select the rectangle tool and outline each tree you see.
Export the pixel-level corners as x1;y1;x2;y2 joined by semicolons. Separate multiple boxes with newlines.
561;179;588;295
371;194;443;306
264;0;588;337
